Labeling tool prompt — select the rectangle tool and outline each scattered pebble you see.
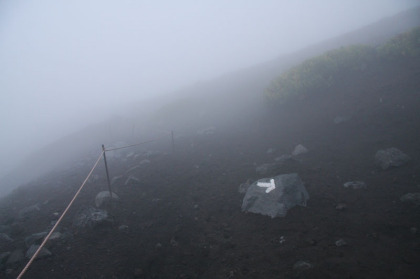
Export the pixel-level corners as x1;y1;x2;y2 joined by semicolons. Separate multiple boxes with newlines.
335;203;347;210
335;238;347;247
279;236;286;244
118;225;129;232
292;144;308;156
293;260;313;271
400;193;420;206
343;181;366;189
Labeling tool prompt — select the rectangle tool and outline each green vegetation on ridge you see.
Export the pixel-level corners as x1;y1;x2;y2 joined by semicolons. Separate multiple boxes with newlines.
266;27;420;103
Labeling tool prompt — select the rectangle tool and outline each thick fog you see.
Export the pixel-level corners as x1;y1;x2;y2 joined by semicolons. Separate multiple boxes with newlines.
0;0;418;181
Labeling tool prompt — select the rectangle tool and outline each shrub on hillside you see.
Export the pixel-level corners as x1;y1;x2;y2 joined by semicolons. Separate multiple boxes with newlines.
377;27;420;59
265;45;376;103
266;27;420;103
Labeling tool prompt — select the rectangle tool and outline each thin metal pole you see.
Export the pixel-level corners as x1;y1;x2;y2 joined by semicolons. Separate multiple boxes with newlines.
102;144;113;199
171;131;175;153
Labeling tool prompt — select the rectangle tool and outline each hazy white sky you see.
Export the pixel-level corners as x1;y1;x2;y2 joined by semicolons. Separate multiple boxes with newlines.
0;0;419;174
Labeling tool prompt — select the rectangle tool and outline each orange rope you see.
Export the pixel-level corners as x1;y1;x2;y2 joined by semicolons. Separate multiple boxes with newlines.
16;151;104;279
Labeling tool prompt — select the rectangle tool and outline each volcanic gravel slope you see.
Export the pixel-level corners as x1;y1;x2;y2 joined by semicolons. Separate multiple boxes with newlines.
1;59;420;279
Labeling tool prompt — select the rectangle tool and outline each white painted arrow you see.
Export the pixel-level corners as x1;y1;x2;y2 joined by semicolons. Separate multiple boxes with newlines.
257;179;276;193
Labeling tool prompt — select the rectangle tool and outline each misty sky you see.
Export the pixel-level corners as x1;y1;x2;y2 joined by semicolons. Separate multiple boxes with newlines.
0;0;419;176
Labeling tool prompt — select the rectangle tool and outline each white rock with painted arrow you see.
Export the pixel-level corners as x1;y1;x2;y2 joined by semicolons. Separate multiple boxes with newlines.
257;179;276;193
241;173;309;218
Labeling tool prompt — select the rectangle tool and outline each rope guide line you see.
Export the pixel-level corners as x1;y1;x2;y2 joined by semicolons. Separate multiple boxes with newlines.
17;132;176;278
104;139;157;152
17;151;105;279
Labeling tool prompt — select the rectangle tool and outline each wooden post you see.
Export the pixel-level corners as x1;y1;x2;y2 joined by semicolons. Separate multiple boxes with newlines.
102;144;113;199
171;131;175;153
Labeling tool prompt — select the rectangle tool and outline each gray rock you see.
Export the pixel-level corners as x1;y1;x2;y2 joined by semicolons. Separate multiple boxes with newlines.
95;191;120;207
126;165;141;174
343;181;366;189
238;180;251;194
111;175;124;185
292;144;308;156
49;232;62;240
118;225;129;231
73;207;109;228
375;148;410;170
0;252;11;264
400;193;420;206
18;204;40;219
255;163;277;175
24;231;61;248
0;233;13;242
293;260;313;271
25;232;47;247
125;176;140;186
274;154;292;163
143;150;161;158
25;244;52;259
241;173;309;218
335;238;347;247
6;249;24;265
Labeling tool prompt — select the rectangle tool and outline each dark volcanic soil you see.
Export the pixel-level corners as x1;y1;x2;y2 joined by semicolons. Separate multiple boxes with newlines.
1;60;420;279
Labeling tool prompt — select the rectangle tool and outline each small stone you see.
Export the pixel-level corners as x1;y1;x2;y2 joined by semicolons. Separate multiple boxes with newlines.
375;148;410;170
26;245;52;259
95;191;120;208
25;232;48;248
279;236;286;244
292;144;308;156
18;204;40;219
335;238;347;247
0;233;13;242
125;176;140;186
170;238;178;247
49;232;62;240
118;225;129;231
343;181;366;189
410;227;417;234
400;193;420;206
155;243;162;249
293;260;313;271
335;203;347;210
